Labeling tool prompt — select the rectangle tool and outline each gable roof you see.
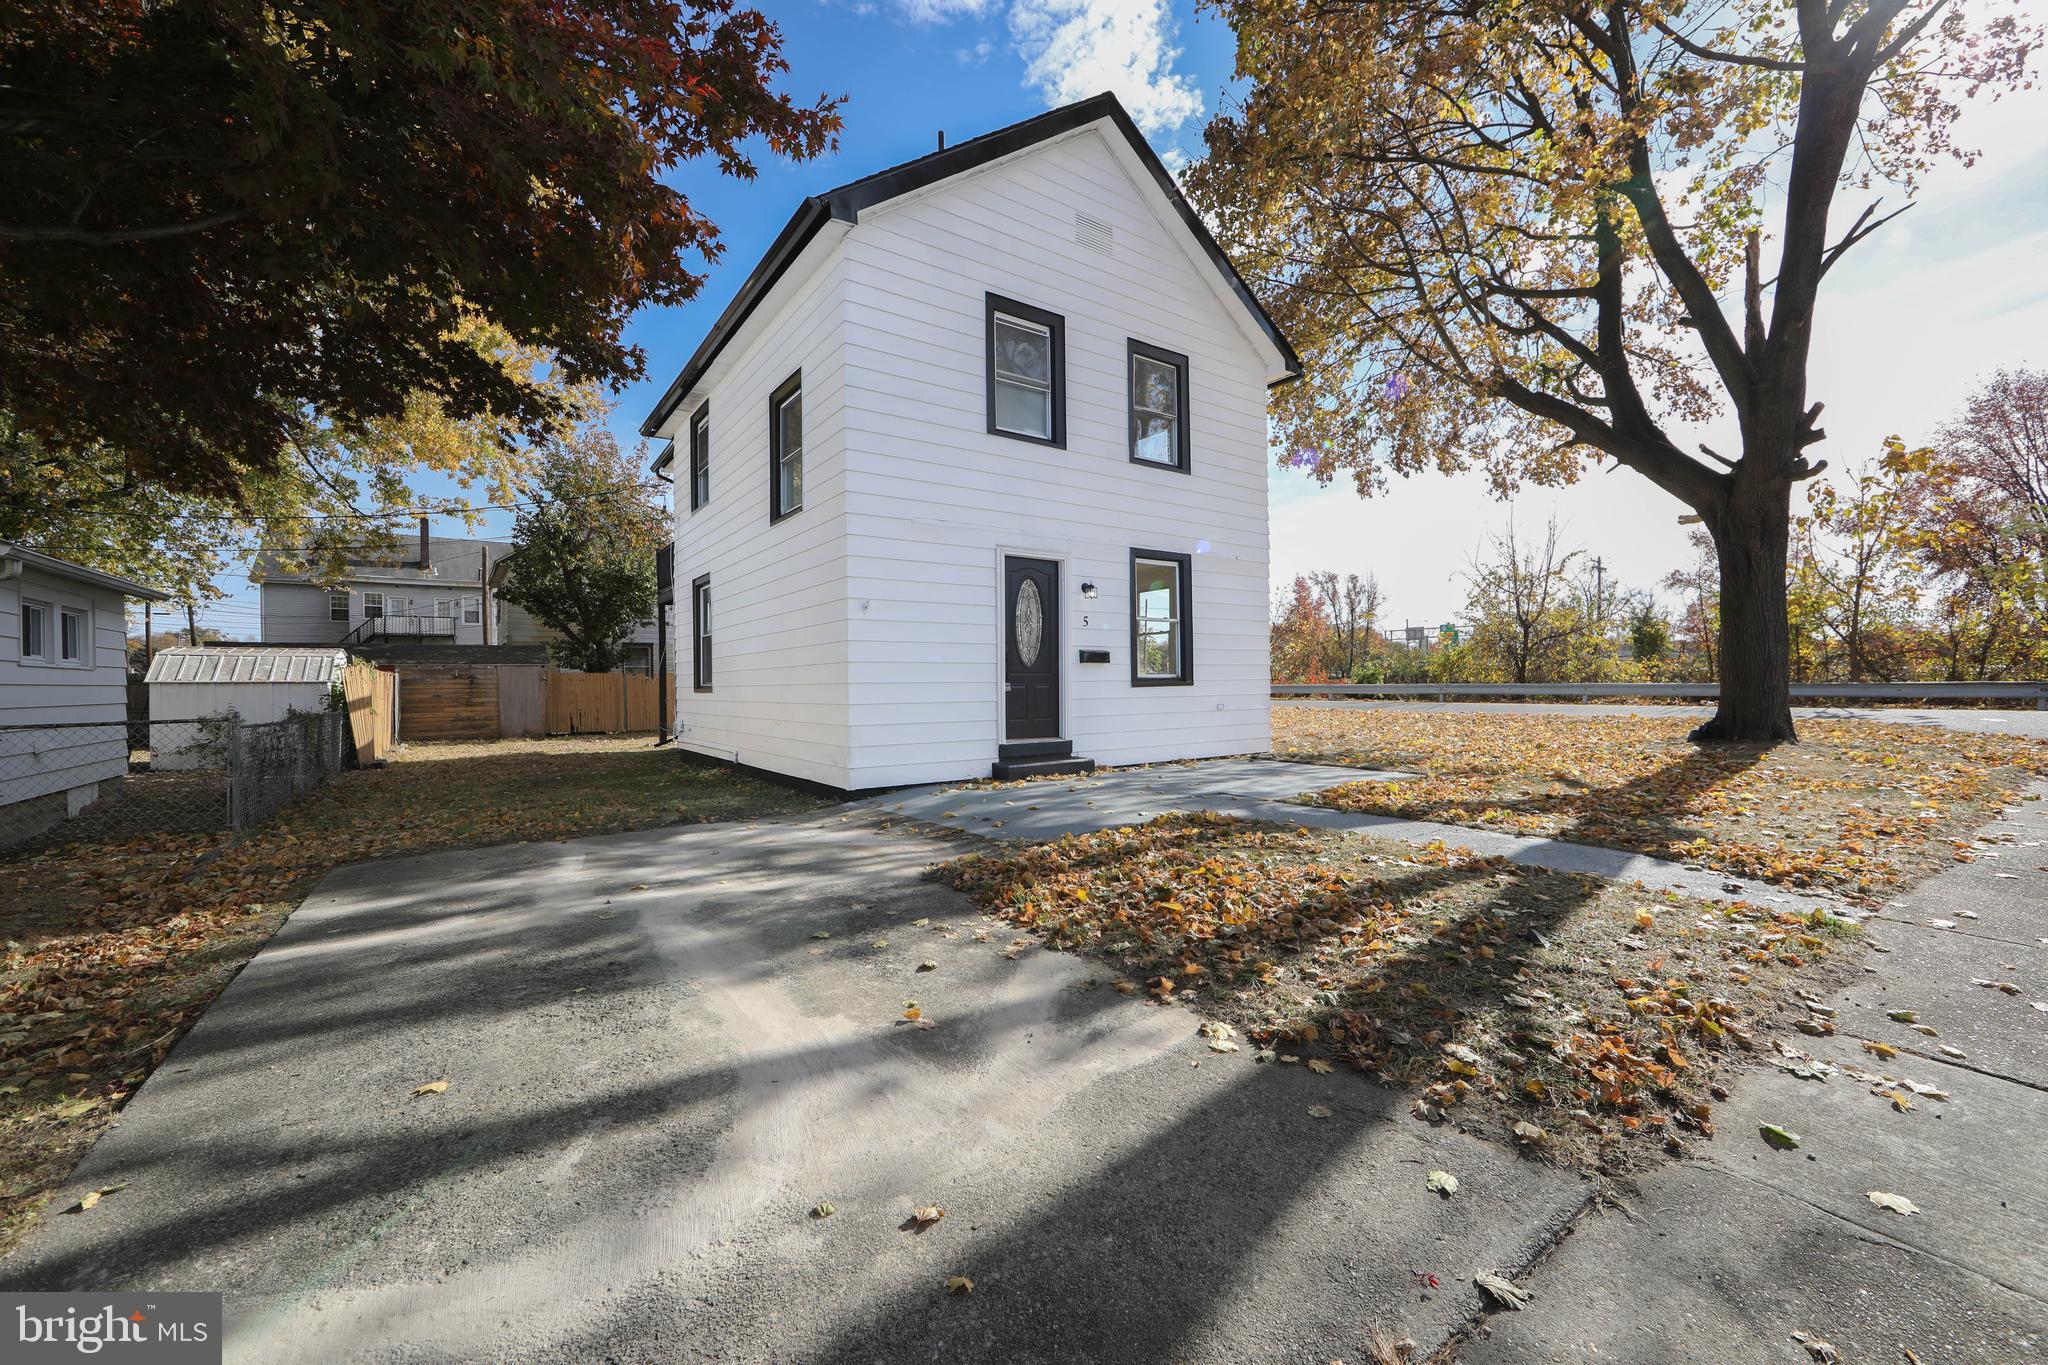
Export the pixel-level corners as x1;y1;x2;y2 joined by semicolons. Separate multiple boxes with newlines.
250;536;513;587
0;541;170;601
639;93;1300;438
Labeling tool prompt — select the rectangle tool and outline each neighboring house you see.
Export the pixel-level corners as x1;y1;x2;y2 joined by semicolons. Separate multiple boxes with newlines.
252;521;660;667
0;542;169;817
641;94;1299;792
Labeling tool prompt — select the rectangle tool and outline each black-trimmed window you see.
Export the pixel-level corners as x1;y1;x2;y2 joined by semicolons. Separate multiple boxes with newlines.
769;372;802;522
328;589;349;622
1128;340;1190;471
691;574;713;690
986;293;1065;446
1130;550;1192;685
689;401;710;512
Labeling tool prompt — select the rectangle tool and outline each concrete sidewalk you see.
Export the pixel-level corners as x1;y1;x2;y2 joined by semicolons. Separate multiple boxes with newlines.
867;758;1847;916
1461;784;2048;1363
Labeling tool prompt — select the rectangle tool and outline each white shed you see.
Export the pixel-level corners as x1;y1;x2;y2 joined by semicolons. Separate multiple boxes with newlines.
146;646;347;769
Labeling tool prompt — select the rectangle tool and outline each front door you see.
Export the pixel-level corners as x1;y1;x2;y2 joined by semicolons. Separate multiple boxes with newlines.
1003;557;1060;741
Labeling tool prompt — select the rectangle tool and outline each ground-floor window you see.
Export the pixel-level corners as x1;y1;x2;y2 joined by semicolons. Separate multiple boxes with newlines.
1131;550;1192;685
692;575;713;691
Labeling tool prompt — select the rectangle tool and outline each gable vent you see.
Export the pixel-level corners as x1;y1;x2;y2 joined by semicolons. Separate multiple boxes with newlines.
1074;212;1114;257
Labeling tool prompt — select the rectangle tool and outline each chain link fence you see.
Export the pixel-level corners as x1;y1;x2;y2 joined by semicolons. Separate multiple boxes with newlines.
0;712;350;854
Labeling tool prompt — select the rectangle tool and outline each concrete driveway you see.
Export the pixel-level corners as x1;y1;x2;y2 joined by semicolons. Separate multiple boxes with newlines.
3;805;1587;1363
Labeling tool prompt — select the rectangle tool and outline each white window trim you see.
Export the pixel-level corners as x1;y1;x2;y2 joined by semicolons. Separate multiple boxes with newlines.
58;605;89;664
328;589;350;622
363;592;384;619
20;598;50;662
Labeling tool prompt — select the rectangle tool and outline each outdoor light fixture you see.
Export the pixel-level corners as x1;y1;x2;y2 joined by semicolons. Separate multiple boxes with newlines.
1080;582;1098;599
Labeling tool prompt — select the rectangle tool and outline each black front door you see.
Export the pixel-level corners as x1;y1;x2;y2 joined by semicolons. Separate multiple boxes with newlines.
1004;557;1059;740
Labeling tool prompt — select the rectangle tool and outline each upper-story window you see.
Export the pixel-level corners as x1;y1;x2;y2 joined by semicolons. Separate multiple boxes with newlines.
769;372;802;522
689;401;710;512
328;589;350;622
1129;341;1191;472
986;293;1065;447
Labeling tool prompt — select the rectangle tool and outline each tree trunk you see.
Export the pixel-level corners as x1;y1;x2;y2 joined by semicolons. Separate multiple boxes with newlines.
1693;482;1798;745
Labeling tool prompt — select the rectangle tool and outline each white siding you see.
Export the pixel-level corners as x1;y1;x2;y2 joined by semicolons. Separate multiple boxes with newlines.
0;570;132;805
669;243;853;788
263;580;495;647
835;128;1272;788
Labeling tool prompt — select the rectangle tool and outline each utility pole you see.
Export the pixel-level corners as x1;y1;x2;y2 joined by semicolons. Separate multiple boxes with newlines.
144;601;153;665
1591;556;1607;654
186;600;199;646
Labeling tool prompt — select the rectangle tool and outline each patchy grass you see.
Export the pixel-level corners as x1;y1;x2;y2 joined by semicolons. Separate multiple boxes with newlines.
934;812;1862;1174
0;738;821;1256
1274;707;2048;901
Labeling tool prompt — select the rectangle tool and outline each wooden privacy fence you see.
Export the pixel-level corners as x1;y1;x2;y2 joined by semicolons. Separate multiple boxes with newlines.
341;662;397;764
544;671;673;736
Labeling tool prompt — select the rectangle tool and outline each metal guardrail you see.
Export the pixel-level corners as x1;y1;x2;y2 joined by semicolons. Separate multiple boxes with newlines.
1272;681;2048;709
342;614;459;646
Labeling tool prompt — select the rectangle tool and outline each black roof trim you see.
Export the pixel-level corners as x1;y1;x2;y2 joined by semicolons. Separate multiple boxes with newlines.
639;93;1300;437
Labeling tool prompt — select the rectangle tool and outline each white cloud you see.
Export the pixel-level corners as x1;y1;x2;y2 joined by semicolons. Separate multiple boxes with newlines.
1008;0;1203;137
956;38;995;65
893;0;997;22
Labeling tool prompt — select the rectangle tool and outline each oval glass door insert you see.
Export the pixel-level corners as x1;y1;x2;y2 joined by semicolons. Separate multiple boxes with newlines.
1014;578;1044;667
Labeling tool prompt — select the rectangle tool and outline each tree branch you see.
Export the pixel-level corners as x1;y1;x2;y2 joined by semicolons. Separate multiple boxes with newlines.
0;208;248;244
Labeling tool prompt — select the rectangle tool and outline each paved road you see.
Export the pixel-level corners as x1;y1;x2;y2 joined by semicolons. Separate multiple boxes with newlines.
8;761;2043;1362
1279;697;2048;739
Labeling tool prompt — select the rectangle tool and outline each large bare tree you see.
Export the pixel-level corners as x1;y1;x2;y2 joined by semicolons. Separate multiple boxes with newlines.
1189;0;2038;741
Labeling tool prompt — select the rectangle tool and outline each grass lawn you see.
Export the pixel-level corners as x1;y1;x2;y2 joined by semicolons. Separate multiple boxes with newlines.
1274;706;2048;901
936;812;1865;1175
0;738;821;1256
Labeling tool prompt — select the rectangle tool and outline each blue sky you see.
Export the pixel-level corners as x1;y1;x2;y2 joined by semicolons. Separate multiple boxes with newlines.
189;0;2048;641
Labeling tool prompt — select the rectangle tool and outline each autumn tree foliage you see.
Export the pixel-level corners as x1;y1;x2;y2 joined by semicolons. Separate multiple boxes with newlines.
497;426;668;673
1189;0;2039;742
0;0;841;504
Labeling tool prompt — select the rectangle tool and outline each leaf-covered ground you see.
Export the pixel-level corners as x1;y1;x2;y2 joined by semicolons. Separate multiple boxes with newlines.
935;813;1863;1174
0;739;820;1255
1274;708;2048;901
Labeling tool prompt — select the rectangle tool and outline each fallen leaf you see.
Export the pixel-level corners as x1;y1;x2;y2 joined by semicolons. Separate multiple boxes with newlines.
1866;1191;1919;1216
1790;1329;1840;1363
1971;979;2022;995
1307;1059;1335;1075
1307;1104;1333;1119
1474;1270;1531;1310
918;961;938;972
629;883;648;891
1886;1010;1918;1023
810;931;831;940
1426;1170;1459;1197
811;1200;835;1219
1511;1120;1547;1144
1862;1040;1900;1060
1759;1123;1802;1150
902;1007;922;1021
412;1080;449;1097
870;939;889;949
66;1183;127;1213
946;1275;973;1296
909;1205;946;1229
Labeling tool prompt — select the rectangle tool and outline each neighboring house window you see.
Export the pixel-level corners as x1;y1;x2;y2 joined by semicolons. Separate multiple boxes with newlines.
328;589;350;622
769;373;802;522
436;598;454;619
1130;550;1192;685
20;601;48;660
363;592;384;619
59;607;88;663
986;293;1065;446
1128;340;1191;471
691;575;712;691
689;401;710;512
463;599;481;625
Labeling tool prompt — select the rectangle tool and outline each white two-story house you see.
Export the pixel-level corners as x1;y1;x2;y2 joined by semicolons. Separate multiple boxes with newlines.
641;94;1299;792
